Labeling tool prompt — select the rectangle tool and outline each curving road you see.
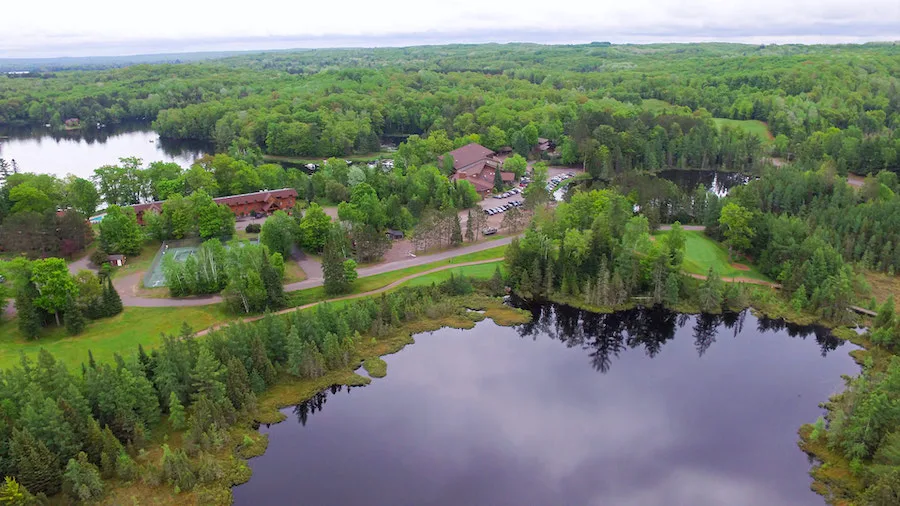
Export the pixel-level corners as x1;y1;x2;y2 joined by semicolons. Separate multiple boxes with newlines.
118;235;517;307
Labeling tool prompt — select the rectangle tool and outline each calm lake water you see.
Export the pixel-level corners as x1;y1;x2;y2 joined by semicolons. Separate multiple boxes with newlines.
232;304;856;506
657;169;750;196
0;124;210;179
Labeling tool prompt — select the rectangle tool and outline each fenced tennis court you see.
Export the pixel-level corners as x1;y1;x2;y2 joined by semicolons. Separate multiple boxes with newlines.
142;239;202;288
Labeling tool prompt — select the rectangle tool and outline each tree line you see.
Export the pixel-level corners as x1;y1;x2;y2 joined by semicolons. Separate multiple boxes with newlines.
0;284;480;503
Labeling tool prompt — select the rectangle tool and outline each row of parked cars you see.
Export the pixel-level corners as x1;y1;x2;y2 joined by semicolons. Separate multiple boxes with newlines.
493;187;523;199
545;172;576;192
485;200;523;215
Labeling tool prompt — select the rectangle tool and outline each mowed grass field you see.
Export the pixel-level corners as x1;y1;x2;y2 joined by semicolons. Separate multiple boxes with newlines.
641;99;774;145
1;245;510;370
655;230;771;282
0;305;231;371
713;118;774;143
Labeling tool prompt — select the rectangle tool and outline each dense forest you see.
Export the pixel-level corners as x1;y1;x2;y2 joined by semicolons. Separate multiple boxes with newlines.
2;43;898;173
0;284;486;503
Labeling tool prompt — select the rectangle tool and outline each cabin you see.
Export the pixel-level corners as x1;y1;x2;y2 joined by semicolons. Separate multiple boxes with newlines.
442;143;515;196
386;229;405;240
107;254;126;267
131;188;298;225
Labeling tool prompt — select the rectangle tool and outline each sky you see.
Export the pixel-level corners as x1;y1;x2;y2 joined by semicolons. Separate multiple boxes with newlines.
2;0;899;58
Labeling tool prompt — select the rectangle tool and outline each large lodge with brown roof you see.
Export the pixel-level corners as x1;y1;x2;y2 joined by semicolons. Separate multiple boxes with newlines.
442;143;514;195
131;188;297;225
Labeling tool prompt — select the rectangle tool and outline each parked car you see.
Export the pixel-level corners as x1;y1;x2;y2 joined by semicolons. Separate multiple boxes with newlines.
484;209;491;215
501;192;509;198
493;194;503;199
567;172;575;177
483;227;498;236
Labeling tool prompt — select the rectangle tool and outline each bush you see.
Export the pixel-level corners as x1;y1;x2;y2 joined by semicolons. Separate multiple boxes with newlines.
90;248;109;267
245;223;261;234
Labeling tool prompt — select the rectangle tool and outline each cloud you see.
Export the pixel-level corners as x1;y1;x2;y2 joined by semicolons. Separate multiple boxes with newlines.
1;0;898;57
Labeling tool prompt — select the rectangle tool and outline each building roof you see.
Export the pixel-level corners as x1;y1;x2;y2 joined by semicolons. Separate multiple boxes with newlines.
108;254;125;261
132;188;298;213
444;143;496;171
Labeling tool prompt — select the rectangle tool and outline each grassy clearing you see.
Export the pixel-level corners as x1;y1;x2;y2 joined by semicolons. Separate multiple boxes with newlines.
861;270;900;312
656;230;770;282
111;241;162;279
712;117;774;143
282;260;307;284
362;357;387;378
402;262;504;287
0;305;231;371
285;245;507;307
3;247;508;371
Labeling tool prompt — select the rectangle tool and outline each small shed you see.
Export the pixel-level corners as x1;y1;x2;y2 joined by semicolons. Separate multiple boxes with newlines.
108;254;126;267
386;229;405;240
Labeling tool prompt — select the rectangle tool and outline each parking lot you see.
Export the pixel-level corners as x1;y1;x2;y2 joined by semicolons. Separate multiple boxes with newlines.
476;169;578;218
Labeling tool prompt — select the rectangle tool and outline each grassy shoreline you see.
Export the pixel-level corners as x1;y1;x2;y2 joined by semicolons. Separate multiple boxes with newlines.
102;295;530;505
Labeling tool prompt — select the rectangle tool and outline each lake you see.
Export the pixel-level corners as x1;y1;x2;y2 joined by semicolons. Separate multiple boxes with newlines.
657;169;751;196
232;304;856;506
0;124;211;179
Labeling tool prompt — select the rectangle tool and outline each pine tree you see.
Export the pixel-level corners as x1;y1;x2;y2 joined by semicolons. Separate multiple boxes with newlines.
224;357;256;412
488;266;504;295
15;284;42;340
168;392;186;430
64;296;87;335
260;251;285;310
250;336;277;387
493;167;504;192
791;284;809;312
323;233;350;295
10;427;62;496
465;210;475;242
63;451;103;502
160;444;196;492
0;477;33;506
698;267;724;313
102;278;123;317
451;214;463;246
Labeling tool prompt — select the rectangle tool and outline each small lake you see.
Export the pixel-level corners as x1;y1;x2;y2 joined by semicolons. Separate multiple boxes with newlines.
233;304;856;506
0;124;211;179
657;169;751;196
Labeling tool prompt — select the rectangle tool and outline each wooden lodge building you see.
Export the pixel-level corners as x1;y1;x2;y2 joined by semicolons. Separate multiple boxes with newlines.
442;143;514;195
131;188;298;225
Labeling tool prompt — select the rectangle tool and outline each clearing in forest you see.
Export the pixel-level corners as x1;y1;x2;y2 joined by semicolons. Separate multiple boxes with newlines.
656;230;771;282
712;118;774;143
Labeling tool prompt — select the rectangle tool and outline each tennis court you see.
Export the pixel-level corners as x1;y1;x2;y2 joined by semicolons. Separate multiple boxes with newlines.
143;242;200;288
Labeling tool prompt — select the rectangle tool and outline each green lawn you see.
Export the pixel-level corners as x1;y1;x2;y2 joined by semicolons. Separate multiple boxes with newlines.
3;244;509;371
712;118;774;143
656;230;771;282
113;241;162;280
402;262;505;287
0;305;230;371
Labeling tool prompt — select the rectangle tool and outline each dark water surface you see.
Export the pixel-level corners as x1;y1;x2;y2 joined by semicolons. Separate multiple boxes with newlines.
657;169;750;195
233;305;856;506
0;124;210;179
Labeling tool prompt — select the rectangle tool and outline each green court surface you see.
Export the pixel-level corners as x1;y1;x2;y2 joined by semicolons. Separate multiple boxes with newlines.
143;244;198;288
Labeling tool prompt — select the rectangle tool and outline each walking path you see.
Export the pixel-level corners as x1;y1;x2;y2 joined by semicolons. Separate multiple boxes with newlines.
195;258;504;336
659;224;706;231
118;236;516;307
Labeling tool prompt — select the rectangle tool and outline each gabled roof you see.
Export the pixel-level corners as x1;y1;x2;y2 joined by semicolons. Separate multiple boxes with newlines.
131;188;298;213
444;143;496;171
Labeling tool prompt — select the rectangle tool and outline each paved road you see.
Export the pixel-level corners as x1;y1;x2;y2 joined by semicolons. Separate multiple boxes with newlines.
120;236;516;307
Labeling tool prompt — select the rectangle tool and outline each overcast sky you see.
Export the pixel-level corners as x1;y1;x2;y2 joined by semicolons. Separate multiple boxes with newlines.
3;0;899;58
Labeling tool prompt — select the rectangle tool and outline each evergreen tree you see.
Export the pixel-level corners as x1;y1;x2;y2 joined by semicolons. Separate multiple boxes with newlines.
64;296;86;335
168;392;186;430
451;213;463;246
259;250;285;310
224;357;256;412
63;452;103;502
10;427;62;496
488;266;505;295
0;477;33;506
465;210;475;242
102;277;123;317
323;232;350;295
250;336;277;387
698;267;724;313
493;167;504;192
791;285;809;312
15;283;42;340
160;444;196;492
